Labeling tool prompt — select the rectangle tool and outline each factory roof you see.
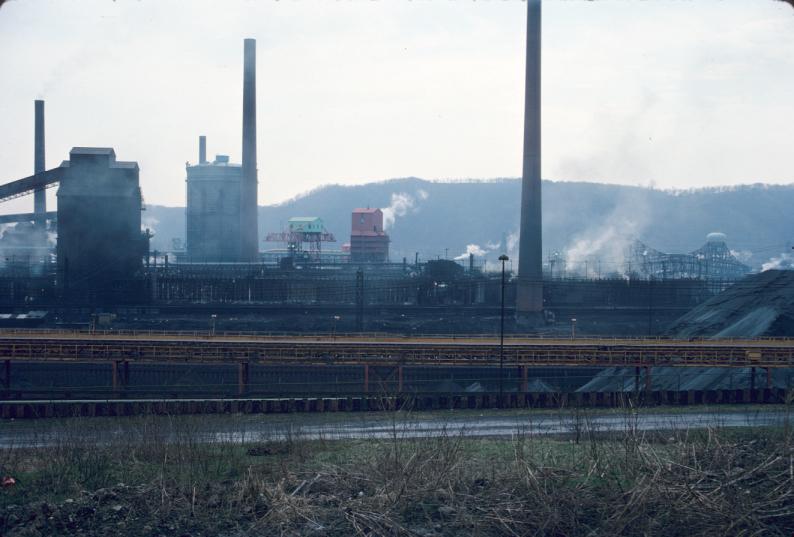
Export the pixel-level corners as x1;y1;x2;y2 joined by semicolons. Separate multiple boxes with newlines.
187;159;241;169
289;216;322;223
70;147;115;156
66;147;139;170
112;162;139;169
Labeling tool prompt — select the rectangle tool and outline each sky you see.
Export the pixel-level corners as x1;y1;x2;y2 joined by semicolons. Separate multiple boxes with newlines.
0;0;792;211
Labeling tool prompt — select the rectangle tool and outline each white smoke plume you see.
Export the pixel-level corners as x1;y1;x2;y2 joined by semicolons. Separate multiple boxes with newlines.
762;253;794;271
142;215;159;234
563;191;651;277
454;244;488;261
481;231;519;272
730;249;753;263
506;231;519;255
381;190;428;230
565;226;628;273
455;239;518;270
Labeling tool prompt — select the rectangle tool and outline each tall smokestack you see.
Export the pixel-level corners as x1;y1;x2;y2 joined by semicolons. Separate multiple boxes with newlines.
34;100;46;224
199;135;207;164
241;38;259;261
516;0;543;316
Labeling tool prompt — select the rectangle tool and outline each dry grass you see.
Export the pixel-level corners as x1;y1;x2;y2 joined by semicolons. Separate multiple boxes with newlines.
1;407;793;536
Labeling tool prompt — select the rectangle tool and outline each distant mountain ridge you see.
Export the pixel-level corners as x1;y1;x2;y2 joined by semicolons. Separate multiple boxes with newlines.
144;178;794;271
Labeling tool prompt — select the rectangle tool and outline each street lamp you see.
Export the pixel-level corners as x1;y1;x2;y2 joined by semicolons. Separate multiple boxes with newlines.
571;317;577;339
498;254;509;408
332;315;340;340
210;314;217;337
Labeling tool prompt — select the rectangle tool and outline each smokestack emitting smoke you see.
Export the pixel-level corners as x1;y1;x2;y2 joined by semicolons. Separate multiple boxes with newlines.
199;135;207;164
516;0;543;315
240;38;258;261
34;100;46;224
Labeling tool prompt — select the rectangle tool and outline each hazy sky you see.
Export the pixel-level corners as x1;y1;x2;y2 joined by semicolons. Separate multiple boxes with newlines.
0;0;792;211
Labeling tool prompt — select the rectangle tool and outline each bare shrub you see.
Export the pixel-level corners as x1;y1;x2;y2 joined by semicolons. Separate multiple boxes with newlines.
2;407;793;536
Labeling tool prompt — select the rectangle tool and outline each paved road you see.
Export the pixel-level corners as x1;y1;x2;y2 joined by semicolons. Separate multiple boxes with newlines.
1;409;790;448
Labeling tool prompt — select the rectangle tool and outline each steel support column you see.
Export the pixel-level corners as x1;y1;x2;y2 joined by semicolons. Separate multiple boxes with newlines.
111;360;129;394
238;362;249;396
112;361;120;392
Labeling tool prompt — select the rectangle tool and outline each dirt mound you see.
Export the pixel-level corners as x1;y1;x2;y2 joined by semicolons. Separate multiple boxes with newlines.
667;270;794;338
1;483;235;537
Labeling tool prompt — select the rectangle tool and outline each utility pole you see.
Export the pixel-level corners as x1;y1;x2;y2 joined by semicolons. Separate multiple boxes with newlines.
499;254;509;408
647;276;654;337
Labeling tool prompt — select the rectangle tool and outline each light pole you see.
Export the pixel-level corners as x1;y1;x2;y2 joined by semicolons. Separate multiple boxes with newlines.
210;314;217;337
332;315;340;341
499;254;509;408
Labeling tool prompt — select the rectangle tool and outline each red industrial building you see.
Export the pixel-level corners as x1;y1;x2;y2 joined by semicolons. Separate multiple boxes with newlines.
350;208;390;263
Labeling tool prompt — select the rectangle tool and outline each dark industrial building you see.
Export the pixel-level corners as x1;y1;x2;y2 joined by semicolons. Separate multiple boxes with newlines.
350;208;390;263
2;9;792;421
0;31;761;333
56;147;147;301
0;99;147;304
185;145;243;262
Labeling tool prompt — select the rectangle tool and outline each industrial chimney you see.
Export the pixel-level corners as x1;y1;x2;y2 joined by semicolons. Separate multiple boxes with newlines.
34;100;46;226
199;135;207;164
240;38;259;262
516;0;543;316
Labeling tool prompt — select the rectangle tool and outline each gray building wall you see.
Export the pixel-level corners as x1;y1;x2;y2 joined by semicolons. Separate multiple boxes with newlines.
185;155;243;262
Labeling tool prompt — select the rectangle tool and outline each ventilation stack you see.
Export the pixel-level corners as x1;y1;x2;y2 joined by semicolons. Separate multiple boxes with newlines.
240;38;259;262
34;100;46;228
516;0;543;316
199;135;207;164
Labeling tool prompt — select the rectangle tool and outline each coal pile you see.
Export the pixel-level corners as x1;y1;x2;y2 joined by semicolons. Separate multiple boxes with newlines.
667;270;794;339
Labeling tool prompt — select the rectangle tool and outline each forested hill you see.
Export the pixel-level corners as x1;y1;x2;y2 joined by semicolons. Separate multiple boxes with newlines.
145;178;794;271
